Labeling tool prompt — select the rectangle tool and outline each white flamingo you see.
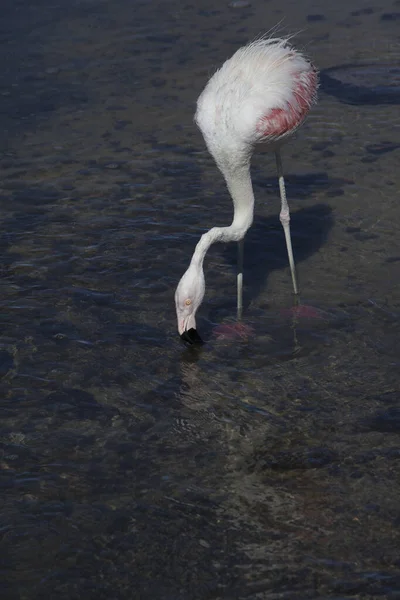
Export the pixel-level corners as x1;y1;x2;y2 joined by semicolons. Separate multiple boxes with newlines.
175;37;318;344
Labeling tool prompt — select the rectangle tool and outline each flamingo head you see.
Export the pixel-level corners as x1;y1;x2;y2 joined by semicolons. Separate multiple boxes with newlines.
175;264;205;344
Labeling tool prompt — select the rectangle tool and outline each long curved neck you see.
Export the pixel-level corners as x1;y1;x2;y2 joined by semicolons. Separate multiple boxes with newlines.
190;164;255;269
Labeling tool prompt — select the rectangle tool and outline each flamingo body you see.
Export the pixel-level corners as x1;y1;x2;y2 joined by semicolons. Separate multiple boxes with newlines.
196;38;317;164
175;37;318;343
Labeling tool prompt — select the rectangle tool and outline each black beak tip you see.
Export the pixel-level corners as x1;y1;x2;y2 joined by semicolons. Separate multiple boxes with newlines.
180;328;204;345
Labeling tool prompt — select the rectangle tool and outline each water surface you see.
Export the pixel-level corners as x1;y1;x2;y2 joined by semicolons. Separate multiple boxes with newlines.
1;0;400;598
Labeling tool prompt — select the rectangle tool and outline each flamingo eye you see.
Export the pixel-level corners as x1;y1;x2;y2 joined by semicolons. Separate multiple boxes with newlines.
185;299;192;306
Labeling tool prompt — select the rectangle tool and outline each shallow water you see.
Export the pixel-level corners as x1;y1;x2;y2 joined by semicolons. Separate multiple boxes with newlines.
1;0;400;598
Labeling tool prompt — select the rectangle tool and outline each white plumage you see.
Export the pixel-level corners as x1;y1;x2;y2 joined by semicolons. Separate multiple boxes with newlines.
175;37;318;344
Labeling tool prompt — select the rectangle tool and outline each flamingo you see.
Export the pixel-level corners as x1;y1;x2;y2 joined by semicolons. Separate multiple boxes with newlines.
175;36;318;344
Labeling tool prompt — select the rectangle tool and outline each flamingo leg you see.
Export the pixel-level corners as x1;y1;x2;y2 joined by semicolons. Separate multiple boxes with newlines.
237;238;244;320
275;150;299;296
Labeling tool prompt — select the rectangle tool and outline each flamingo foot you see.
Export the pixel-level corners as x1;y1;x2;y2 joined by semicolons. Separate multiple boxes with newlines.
280;304;325;319
212;322;254;340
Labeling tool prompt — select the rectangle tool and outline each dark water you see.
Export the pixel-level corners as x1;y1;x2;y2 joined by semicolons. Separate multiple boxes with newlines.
1;0;400;598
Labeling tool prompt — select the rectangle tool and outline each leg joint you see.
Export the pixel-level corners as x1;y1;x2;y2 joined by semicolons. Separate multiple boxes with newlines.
280;208;290;224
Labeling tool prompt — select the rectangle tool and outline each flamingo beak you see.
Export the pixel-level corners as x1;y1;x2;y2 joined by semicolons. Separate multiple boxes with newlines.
178;316;203;345
180;328;203;345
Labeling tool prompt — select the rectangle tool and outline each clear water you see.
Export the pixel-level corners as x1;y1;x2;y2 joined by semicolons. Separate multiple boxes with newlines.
1;0;400;598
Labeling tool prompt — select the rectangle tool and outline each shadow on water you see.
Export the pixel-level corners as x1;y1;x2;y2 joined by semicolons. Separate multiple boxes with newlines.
238;202;332;307
320;64;400;105
208;171;337;320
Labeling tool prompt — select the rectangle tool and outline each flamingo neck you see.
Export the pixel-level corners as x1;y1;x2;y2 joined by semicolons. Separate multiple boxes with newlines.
190;164;255;269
